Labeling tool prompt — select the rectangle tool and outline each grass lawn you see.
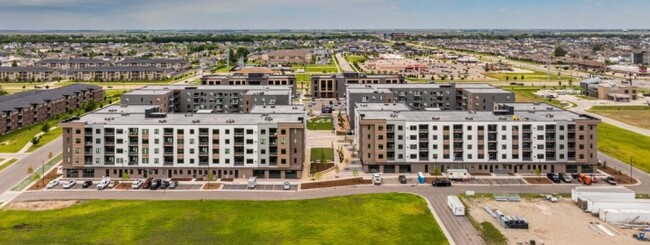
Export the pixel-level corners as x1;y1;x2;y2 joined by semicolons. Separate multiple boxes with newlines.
27;128;62;152
485;71;572;81
307;117;333;130
310;147;334;162
588;105;650;129
345;55;366;64
0;158;17;173
293;64;338;73
0;118;57;153
598;122;650;173
500;86;574;108
0;194;448;244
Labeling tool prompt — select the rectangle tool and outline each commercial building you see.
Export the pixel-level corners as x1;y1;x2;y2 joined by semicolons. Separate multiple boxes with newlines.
201;73;297;95
120;85;293;113
68;66;170;81
35;58;109;70
60;104;305;179
346;83;515;127
0;67;60;82
580;77;638;101
261;49;312;65
0;84;103;135
116;59;188;71
631;51;649;65
354;102;599;174
312;72;405;99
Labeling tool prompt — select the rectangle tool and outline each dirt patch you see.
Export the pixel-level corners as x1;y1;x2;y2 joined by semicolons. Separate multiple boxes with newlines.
598;166;638;184
203;183;221;190
115;182;131;190
6;200;79;211
310;162;334;174
301;177;372;189
465;197;639;245
523;177;553;184
28;168;61;190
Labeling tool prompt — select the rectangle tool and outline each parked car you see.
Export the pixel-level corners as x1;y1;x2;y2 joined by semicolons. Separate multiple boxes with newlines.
131;179;143;189
62;179;76;189
398;175;407;184
97;177;110;190
546;195;558;203
82;180;93;188
107;180;119;188
169;180;178;189
46;179;60;189
372;173;382;185
143;178;152;189
547;173;561;183
283;182;291;190
603;176;618;185
590;175;599;183
558;173;572;183
149;179;161;190
432;178;452;187
160;180;170;189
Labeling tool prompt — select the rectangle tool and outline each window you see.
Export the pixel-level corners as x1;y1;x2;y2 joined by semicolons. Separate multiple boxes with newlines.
260;129;266;135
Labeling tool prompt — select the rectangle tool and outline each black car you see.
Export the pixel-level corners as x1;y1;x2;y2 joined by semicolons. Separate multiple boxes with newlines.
82;180;93;188
432;178;452;187
398;175;407;184
604;176;618;185
149;179;161;190
143;179;152;189
546;173;561;183
160;180;170;189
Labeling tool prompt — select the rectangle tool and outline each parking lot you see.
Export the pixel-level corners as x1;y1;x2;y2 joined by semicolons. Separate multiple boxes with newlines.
46;180;203;191
463;178;527;185
222;184;298;191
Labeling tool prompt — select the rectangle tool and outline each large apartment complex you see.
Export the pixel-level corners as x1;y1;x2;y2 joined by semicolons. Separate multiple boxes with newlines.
0;84;103;135
116;59;188;71
261;49;312;65
0;67;60;82
120;85;293;113
354;102;599;174
346;83;515;127
312;72;405;98
201;73;297;95
35;58;109;70
68;66;170;81
60;104;306;179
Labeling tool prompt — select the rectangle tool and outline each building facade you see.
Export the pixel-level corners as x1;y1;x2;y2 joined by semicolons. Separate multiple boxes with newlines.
60;105;306;179
0;84;103;135
312;72;405;99
68;66;170;81
35;58;109;70
580;77;638;102
261;49;312;65
355;103;599;174
116;59;188;71
201;73;297;95
0;67;60;82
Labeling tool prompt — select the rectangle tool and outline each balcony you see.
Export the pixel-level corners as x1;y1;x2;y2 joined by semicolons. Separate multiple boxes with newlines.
234;161;244;166
128;161;138;166
522;157;532;161
199;161;209;166
163;162;174;166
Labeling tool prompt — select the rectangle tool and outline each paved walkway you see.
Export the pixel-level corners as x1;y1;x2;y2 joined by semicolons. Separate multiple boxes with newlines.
560;94;650;136
335;53;355;72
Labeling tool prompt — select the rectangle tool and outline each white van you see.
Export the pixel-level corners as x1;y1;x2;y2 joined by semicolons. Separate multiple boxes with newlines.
247;177;257;189
97;177;111;190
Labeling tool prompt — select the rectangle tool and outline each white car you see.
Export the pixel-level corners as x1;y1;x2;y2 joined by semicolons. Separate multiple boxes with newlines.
97;177;111;190
46;179;60;189
131;179;143;189
372;173;382;185
62;179;76;189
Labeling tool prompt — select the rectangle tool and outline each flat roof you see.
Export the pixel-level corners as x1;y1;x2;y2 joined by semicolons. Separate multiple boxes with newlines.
73;111;304;126
140;85;293;91
249;105;305;114
355;102;411;112
94;105;159;114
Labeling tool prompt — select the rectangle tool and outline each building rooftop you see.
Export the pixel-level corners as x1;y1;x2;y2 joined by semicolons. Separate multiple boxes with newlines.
69;66;167;72
0;84;101;112
35;58;108;64
72;110;305;126
0;66;57;72
355;102;411;112
117;59;186;64
249;105;305;114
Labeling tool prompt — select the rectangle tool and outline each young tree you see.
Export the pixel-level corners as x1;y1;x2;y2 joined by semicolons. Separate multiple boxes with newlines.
41;122;50;133
534;166;542;181
27;166;33;175
31;136;40;145
122;172;129;182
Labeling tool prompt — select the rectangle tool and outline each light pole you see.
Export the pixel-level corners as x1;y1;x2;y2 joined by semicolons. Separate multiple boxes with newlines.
41;160;45;187
630;156;633;182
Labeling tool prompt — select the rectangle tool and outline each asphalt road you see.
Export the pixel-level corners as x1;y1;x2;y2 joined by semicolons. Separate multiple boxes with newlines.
335;53;355;72
0;138;61;194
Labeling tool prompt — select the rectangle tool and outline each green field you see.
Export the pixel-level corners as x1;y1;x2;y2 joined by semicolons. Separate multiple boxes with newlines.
598;123;650;173
0;194;448;244
588;105;650;129
0;117;59;153
486;71;572;81
310;147;334;162
307;117;333;130
27;127;62;152
500;86;575;108
345;55;366;64
293;64;338;73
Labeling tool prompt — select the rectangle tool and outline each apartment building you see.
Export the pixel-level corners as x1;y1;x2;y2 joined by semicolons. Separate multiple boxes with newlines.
35;58;109;70
68;66;170;81
201;73;297;95
116;59;189;71
0;84;103;135
580;77;638;101
261;49;312;65
312;72;405;99
120;85;293;113
60;104;305;179
346;83;515;127
355;102;599;174
0;67;60;82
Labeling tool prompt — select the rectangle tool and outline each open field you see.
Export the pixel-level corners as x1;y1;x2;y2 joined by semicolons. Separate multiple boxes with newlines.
486;71;572;81
500;86;574;108
293;63;338;73
465;197;638;245
588;105;650;129
307;117;333;130
345;55;366;64
597;122;650;173
0;194;448;244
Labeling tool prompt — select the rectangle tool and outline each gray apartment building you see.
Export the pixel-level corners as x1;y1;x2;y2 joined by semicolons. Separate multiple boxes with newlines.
355;102;600;175
60;103;306;180
35;58;109;70
201;73;297;95
69;66;170;81
0;67;60;82
0;84;103;135
311;72;405;99
120;85;293;113
116;59;189;71
346;83;515;127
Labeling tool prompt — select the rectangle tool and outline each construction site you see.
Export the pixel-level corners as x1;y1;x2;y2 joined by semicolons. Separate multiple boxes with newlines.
465;188;650;244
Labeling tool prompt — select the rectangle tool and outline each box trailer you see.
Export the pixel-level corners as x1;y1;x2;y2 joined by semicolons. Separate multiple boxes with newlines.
587;198;650;214
446;169;470;181
599;209;650;223
447;196;465;216
571;186;635;202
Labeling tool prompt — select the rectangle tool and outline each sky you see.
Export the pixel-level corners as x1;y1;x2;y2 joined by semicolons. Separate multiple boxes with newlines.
0;0;648;30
